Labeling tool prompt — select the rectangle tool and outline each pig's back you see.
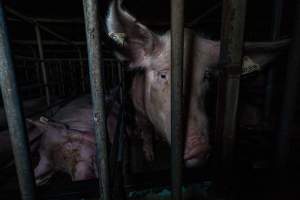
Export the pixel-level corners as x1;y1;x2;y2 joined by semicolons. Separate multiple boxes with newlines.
54;95;93;132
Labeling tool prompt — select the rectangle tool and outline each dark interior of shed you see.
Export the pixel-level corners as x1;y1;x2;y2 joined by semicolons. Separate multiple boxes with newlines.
0;0;299;199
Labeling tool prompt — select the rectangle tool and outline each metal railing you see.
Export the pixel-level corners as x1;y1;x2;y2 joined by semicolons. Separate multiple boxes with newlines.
0;0;298;200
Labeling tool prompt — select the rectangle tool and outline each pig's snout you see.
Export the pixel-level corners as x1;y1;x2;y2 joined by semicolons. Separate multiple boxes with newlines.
183;133;210;168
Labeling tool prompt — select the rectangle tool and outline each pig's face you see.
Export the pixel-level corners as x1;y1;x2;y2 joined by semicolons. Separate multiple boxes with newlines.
106;0;214;167
106;0;282;167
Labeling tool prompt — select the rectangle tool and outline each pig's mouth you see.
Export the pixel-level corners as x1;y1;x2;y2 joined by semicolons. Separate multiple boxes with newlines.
183;135;210;167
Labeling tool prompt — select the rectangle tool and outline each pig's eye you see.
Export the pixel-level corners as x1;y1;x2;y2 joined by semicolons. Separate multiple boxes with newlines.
160;74;166;79
157;70;168;80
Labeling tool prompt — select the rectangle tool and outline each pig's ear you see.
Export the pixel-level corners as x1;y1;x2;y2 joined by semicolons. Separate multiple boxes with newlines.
242;52;278;75
106;0;161;68
243;39;290;74
26;119;68;132
26;119;48;132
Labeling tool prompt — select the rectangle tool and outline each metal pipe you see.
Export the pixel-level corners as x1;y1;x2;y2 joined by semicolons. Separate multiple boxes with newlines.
0;2;36;199
78;48;86;93
13;40;86;46
8;16;84;24
217;0;247;195
35;24;50;106
14;56;114;62
189;2;222;27
277;0;300;175
83;0;111;200
171;0;184;199
264;0;283;125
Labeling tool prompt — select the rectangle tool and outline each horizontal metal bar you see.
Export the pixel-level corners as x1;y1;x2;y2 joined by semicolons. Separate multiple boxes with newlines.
0;2;36;199
8;17;84;24
171;0;184;199
14;55;116;62
83;0;111;200
20;82;59;91
5;6;77;46
12;40;86;46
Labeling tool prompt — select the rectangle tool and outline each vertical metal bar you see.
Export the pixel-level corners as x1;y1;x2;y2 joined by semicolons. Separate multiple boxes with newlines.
69;60;76;95
31;47;43;97
277;0;300;175
35;25;50;106
83;0;111;200
171;0;184;199
0;2;36;199
59;61;66;96
264;0;283;124
217;0;247;196
78;48;86;93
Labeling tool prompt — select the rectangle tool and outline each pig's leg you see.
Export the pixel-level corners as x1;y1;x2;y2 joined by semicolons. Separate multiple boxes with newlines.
34;154;52;179
72;161;95;181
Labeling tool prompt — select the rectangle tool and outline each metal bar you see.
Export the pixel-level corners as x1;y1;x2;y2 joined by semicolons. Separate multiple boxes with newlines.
0;2;36;199
35;24;50;106
83;0;111;200
12;40;86;46
14;56;113;62
8;16;84;24
217;0;247;196
264;0;283;125
78;48;86;93
189;2;222;27
277;0;300;175
171;0;184;199
58;61;66;96
31;46;43;96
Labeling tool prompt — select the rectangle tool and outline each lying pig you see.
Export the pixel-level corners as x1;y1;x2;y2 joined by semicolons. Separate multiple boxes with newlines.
27;95;154;185
27;96;98;184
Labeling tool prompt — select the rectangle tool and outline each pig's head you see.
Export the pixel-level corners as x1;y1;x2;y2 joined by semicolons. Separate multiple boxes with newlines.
106;0;288;167
106;0;216;167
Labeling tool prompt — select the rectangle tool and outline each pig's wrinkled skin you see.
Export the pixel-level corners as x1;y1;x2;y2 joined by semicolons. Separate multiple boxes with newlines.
106;0;286;167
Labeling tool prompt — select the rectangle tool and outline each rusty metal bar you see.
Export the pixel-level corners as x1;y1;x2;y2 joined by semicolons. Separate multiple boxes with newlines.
0;2;36;199
277;0;300;175
35;24;50;106
83;0;111;200
216;0;247;196
171;0;184;199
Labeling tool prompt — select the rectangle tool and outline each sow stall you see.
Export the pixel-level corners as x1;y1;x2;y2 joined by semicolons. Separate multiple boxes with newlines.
0;0;299;200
